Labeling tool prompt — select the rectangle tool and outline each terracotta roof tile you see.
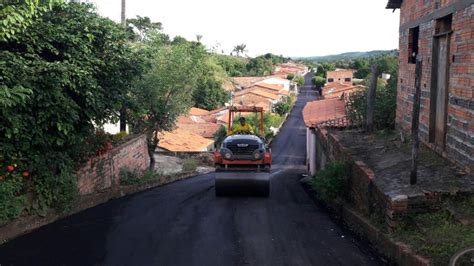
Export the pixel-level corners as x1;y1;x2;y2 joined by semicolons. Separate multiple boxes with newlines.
231;77;267;88
233;88;280;101
302;98;348;128
177;122;220;139
327;70;354;79
189;107;210;116
253;83;284;91
158;128;214;152
323;84;364;99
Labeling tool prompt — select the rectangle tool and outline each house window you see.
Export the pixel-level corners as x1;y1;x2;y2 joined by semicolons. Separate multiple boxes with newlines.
435;14;452;35
344;78;351;82
408;26;419;64
328;78;334;82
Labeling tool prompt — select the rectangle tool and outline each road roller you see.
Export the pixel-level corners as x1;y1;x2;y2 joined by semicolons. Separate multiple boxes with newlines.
214;106;272;197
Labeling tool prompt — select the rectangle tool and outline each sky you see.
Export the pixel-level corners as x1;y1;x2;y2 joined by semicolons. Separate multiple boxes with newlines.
89;0;400;58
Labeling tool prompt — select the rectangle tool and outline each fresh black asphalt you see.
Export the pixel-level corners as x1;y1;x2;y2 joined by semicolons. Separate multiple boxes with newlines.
0;73;382;266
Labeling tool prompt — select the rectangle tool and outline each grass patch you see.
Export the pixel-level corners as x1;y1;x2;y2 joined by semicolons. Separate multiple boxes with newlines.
182;158;198;172
311;161;350;202
119;169;160;186
391;202;474;265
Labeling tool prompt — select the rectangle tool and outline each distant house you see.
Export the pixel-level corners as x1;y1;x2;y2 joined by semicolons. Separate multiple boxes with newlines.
273;62;308;77
233;88;280;112
322;83;364;100
256;77;292;91
157;128;214;152
386;0;473;172
326;69;353;85
231;77;268;90
302;98;349;175
249;83;289;97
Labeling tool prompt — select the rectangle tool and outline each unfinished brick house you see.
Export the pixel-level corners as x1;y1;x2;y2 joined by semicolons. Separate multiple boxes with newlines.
387;0;473;172
326;70;353;85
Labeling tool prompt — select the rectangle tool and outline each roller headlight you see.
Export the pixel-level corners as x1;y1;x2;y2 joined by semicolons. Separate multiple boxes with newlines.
253;150;263;160
220;148;232;160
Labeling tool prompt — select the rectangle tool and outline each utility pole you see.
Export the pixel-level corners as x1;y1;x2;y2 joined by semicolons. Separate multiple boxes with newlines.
119;0;127;132
121;0;126;26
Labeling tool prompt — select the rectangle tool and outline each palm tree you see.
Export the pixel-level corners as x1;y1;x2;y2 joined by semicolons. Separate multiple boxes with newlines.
196;34;203;43
233;44;247;56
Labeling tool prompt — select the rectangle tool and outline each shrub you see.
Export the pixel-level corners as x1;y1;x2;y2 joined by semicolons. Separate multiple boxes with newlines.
345;80;396;130
311;161;349;202
311;76;326;89
294;75;305;86
0;169;27;223
182;158;198;172
119;168;142;185
286;73;295;80
273;96;293;116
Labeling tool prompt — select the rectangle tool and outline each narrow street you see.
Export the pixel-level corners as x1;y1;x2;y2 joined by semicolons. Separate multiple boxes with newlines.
0;73;381;266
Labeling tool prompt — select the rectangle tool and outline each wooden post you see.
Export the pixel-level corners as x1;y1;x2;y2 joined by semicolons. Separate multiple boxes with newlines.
366;64;378;132
410;57;422;185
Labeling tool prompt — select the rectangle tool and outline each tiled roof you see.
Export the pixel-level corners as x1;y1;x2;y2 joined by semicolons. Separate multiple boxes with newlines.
189;107;210;116
158;128;214;152
253;83;284;91
233;87;280;100
302;98;349;128
323;83;364;99
327;70;353;79
248;89;280;100
231;77;267;89
177;122;220;139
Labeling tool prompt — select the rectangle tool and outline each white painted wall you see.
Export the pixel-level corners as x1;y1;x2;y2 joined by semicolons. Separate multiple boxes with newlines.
257;78;291;90
102;122;129;135
309;129;316;176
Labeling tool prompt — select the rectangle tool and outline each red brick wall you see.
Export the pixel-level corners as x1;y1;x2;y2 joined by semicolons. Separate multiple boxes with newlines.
396;0;473;172
76;135;149;195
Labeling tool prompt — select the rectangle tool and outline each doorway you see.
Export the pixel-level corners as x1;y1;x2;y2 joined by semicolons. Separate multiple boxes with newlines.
429;15;452;149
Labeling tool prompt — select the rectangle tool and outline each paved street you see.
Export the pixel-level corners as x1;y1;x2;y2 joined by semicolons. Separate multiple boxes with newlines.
0;73;381;266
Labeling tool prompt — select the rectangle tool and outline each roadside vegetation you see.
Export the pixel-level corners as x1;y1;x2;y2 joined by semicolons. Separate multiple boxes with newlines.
0;1;294;224
392;195;474;265
311;161;350;202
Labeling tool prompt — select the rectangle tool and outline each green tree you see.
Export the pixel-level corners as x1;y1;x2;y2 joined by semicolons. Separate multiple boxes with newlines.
130;40;206;169
312;76;326;89
0;0;62;41
246;57;273;76
353;58;370;79
193;57;230;110
315;62;335;78
233;43;247;56
213;54;247;77
1;2;142;213
294;75;305;86
126;15;162;41
286;73;295;80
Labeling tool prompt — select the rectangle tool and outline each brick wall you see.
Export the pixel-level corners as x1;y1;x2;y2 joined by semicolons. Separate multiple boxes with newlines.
313;128;441;228
76;135;149;195
396;0;473;172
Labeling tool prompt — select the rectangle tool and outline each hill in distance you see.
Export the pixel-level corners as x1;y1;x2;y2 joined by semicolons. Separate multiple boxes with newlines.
296;49;398;62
